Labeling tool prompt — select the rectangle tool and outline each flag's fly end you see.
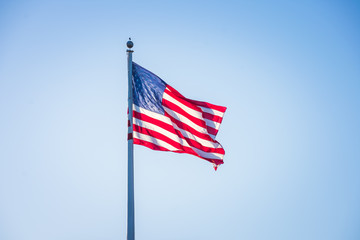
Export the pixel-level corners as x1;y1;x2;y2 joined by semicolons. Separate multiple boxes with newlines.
213;164;218;171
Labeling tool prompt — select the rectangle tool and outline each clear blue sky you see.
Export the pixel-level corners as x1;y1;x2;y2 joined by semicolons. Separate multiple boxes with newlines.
1;1;359;239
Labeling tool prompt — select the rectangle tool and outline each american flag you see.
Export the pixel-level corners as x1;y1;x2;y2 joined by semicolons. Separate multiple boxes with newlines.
128;62;227;170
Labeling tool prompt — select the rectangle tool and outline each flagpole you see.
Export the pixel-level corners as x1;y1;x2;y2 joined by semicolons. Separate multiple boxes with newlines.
126;38;135;240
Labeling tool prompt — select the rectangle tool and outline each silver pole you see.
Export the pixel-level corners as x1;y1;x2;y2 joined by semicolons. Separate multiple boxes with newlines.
126;38;134;240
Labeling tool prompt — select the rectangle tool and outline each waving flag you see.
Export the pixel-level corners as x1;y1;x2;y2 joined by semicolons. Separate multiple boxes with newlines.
128;62;227;170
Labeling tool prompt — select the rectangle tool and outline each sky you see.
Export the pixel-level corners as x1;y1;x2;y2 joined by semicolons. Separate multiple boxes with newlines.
0;0;360;239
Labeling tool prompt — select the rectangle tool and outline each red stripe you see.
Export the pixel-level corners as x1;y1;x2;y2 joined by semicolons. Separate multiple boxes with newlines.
166;85;187;99
203;112;223;123
133;111;175;133
133;138;170;151
128;133;132;140
132;112;224;154
187;99;227;113
133;138;224;166
207;126;218;136
166;85;227;112
164;88;202;113
134;124;185;152
162;99;207;129
133;126;224;164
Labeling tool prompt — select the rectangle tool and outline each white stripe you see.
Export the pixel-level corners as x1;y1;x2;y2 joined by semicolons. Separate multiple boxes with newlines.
132;131;179;151
198;106;225;118
209;133;216;140
133;118;224;159
133;117;188;147
133;104;169;124
204;118;220;131
193;149;223;160
163;106;208;134
133;105;220;148
163;91;203;119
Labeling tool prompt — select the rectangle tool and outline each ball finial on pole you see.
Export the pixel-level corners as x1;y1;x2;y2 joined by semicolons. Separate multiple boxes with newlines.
127;37;134;49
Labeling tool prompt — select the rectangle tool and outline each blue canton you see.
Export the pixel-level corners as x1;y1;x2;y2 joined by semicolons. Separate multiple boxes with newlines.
132;62;167;115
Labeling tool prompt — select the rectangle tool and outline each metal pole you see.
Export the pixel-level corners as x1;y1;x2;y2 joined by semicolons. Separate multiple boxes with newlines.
126;38;134;240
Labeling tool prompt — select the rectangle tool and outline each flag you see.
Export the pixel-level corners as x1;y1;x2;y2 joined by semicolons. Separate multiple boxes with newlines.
128;62;227;170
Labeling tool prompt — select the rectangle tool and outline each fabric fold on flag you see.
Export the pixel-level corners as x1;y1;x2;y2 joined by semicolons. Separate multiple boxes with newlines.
128;62;227;170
